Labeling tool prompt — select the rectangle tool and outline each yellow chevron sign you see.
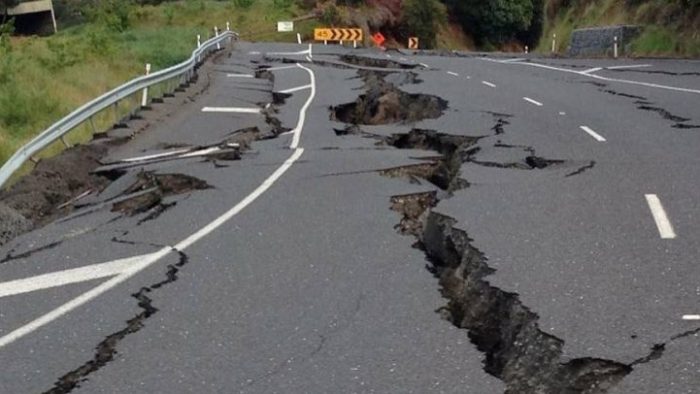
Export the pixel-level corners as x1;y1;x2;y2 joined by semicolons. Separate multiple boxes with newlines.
314;28;363;42
408;37;419;49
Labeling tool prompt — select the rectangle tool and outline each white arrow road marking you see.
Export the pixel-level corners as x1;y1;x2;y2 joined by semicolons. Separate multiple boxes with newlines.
0;254;157;299
279;84;312;94
523;97;543;106
0;63;317;350
202;107;262;114
581;67;603;75
579;126;607;142
645;194;677;239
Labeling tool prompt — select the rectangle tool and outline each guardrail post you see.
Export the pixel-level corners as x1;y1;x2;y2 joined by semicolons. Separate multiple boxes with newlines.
89;116;97;134
215;26;220;50
60;136;70;148
141;63;152;108
197;34;202;63
613;36;619;58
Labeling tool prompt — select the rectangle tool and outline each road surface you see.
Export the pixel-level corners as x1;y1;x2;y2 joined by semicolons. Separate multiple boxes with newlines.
0;42;698;393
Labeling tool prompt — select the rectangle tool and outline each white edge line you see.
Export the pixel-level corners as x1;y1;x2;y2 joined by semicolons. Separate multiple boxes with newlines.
202;107;261;114
0;64;318;350
482;81;496;88
581;67;603;75
606;64;652;70
645;194;677;239
279;84;312;94
523;97;543;106
580;126;606;142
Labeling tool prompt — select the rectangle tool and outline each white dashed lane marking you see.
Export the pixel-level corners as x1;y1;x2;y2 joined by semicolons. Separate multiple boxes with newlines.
645;194;677;239
579;126;606;142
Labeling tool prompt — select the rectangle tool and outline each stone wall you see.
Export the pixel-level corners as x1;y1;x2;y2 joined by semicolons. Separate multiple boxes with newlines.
568;25;642;57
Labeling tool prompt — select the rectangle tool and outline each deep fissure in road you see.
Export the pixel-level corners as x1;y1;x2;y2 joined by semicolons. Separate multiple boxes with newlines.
334;70;665;393
331;70;447;125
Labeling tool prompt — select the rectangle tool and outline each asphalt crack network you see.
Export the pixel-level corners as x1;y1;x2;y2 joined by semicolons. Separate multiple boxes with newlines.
43;249;189;394
332;69;669;393
600;88;700;129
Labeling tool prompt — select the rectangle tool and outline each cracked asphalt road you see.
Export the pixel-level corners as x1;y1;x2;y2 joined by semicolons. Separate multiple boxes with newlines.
0;42;698;393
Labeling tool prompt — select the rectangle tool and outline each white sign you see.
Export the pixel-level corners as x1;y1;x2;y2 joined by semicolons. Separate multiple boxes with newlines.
277;21;294;32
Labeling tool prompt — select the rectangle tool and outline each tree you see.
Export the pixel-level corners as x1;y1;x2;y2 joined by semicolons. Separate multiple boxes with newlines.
447;0;535;45
1;0;20;25
401;0;446;49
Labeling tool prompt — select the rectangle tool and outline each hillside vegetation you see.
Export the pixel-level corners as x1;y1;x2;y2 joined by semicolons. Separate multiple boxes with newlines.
0;0;313;167
540;0;700;56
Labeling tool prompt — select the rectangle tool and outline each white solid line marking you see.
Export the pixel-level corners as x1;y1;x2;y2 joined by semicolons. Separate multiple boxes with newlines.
419;62;429;68
523;97;543;106
502;61;700;95
606;64;652;70
579;126;606;142
447;71;459;76
500;58;525;63
0;255;150;299
645;194;677;239
279;84;312;94
202;107;261;114
683;315;700;321
482;81;496;88
0;64;317;350
305;55;312;62
226;73;254;78
288;64;316;150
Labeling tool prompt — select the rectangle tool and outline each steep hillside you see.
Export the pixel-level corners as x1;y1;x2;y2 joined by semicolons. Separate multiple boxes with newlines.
540;0;700;56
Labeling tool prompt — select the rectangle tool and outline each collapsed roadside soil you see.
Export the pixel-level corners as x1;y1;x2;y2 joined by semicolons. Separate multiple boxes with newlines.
0;47;278;248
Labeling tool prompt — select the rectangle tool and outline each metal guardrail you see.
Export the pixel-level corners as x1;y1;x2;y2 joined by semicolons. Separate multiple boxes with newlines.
0;30;238;189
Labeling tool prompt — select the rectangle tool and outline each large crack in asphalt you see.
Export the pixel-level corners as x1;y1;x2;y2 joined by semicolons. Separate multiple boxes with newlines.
600;89;700;129
332;69;674;393
43;249;189;394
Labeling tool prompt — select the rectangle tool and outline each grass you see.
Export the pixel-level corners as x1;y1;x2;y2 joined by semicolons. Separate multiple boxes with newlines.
0;0;310;170
538;0;700;56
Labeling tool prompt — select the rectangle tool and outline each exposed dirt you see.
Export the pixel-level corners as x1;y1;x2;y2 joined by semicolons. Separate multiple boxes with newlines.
331;71;447;125
111;172;211;217
0;50;233;248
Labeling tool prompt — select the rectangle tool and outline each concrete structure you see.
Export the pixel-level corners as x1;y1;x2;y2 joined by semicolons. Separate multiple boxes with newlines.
5;0;57;35
568;25;641;57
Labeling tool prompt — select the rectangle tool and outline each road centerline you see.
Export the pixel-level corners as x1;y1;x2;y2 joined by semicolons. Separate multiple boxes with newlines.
523;97;543;106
